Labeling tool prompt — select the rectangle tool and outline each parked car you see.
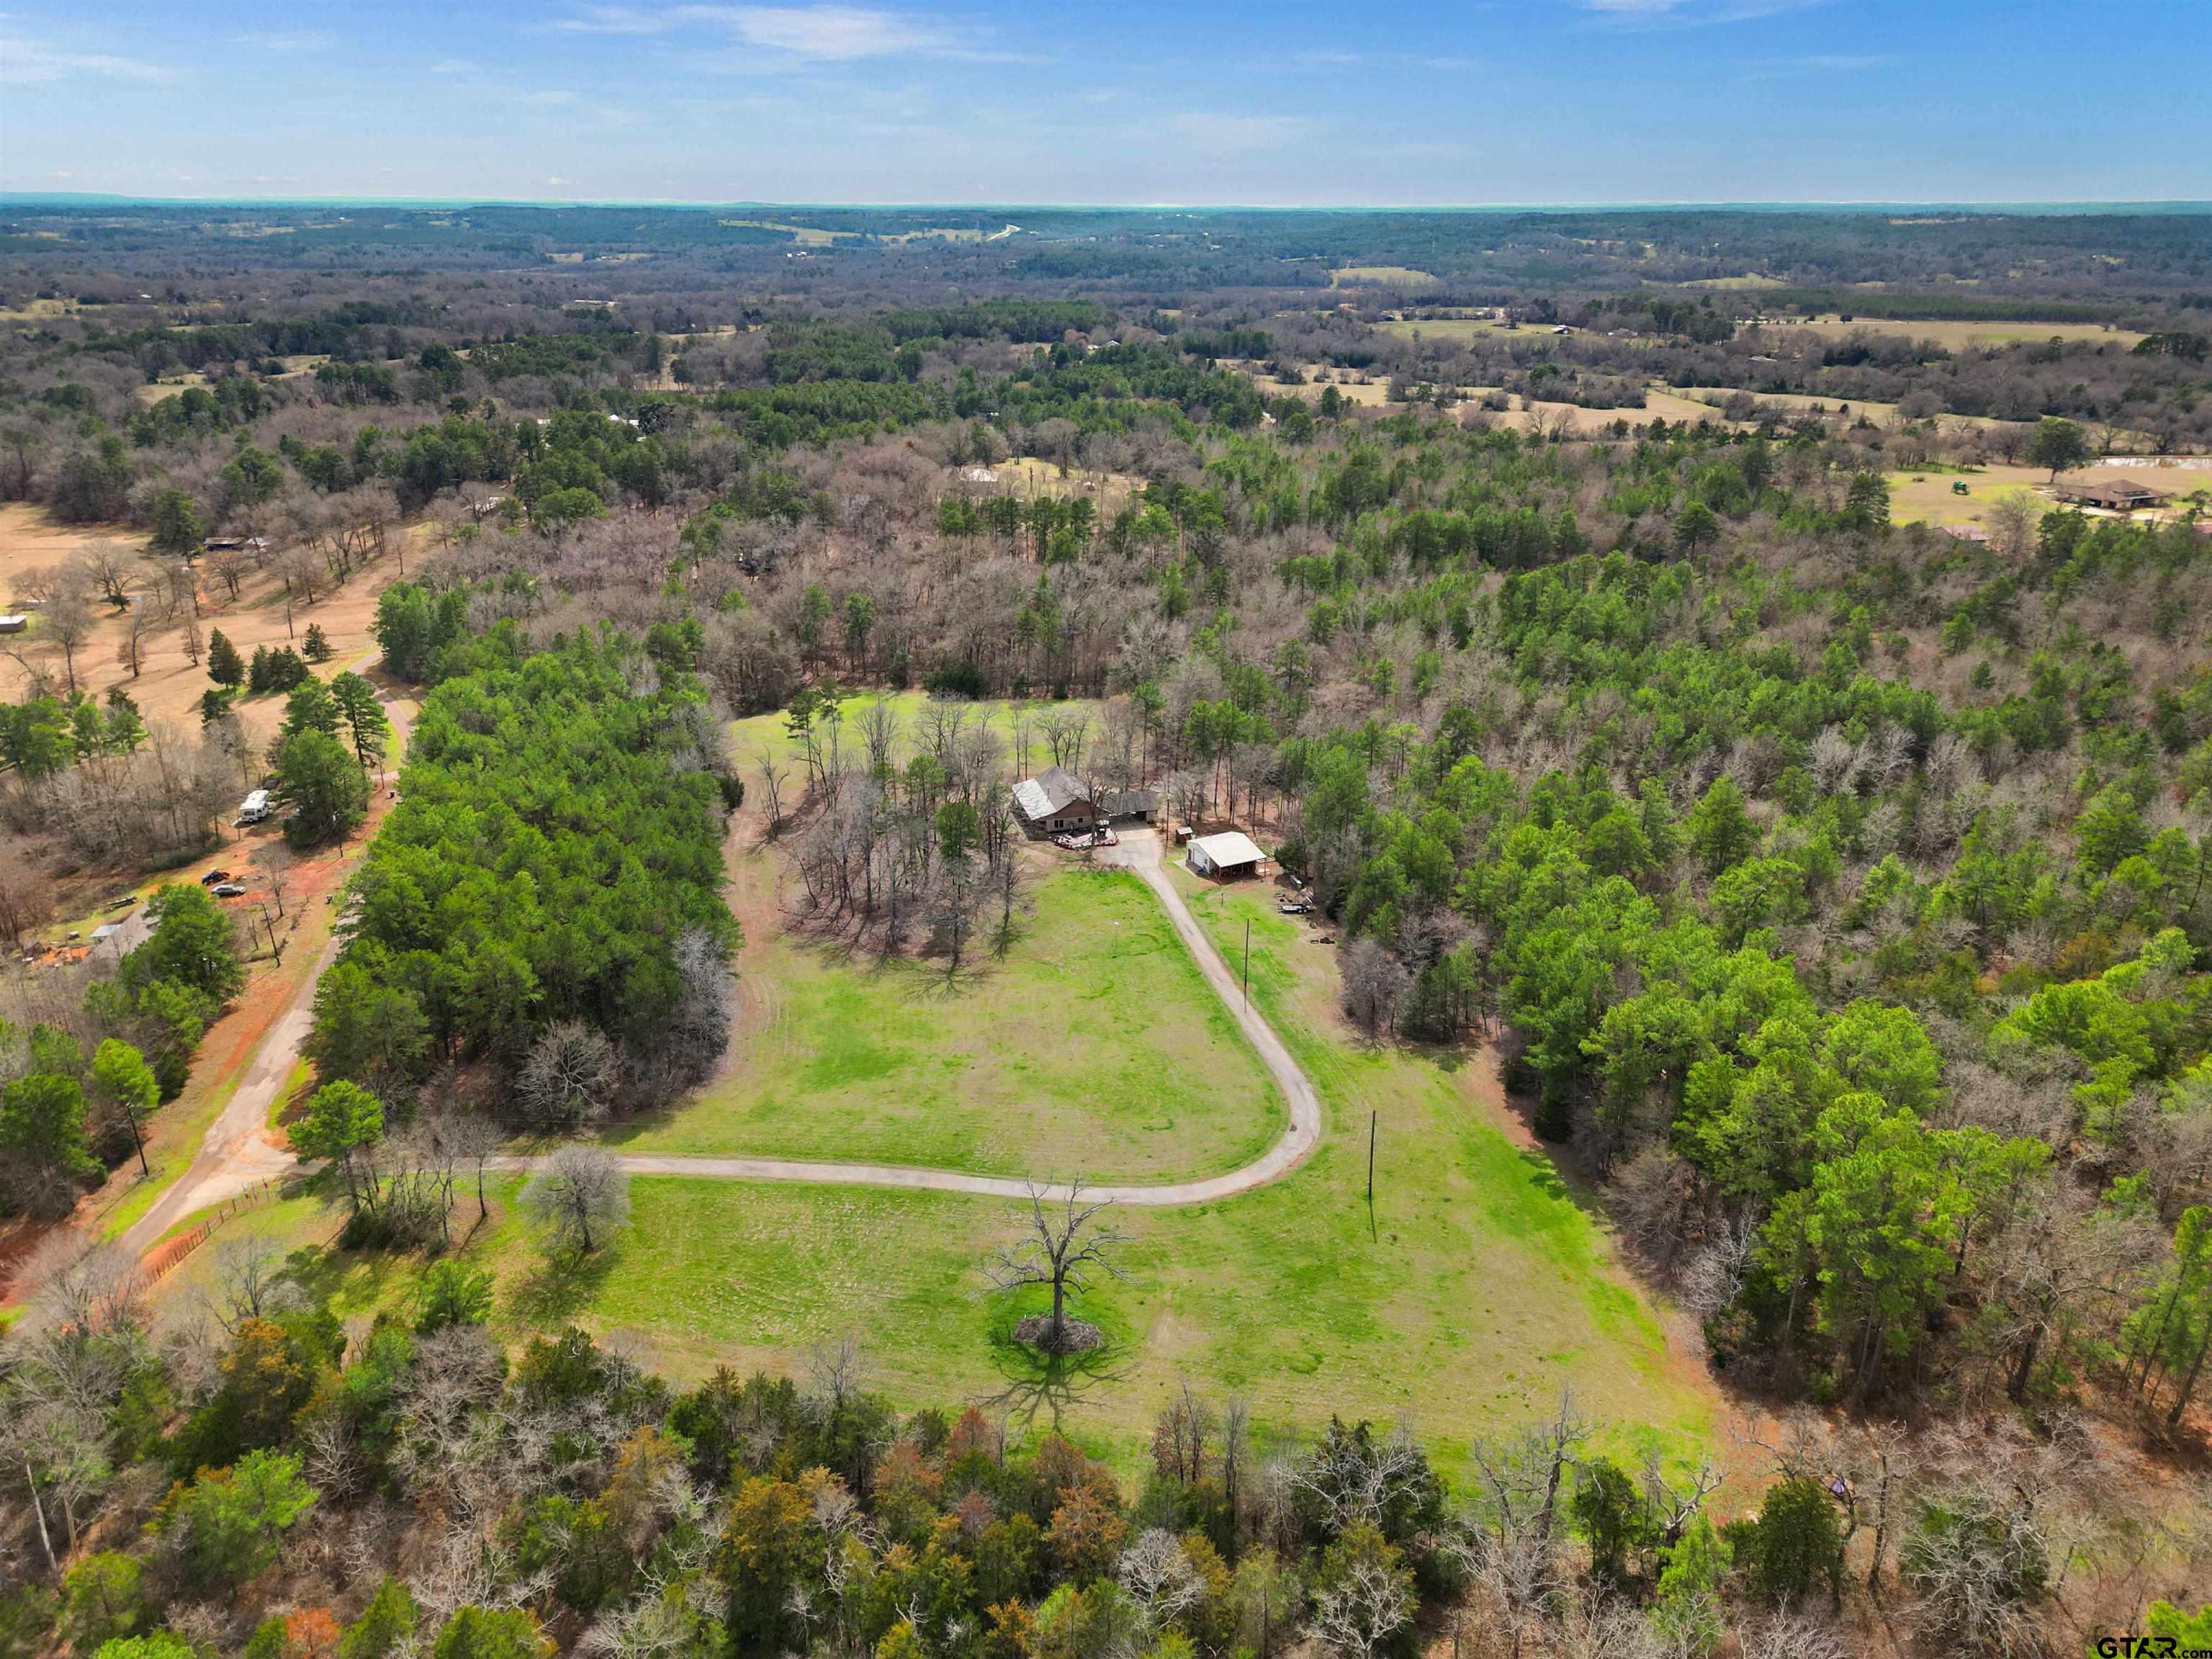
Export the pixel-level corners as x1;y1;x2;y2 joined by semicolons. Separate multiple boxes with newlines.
199;868;232;886
1277;899;1313;914
212;882;247;898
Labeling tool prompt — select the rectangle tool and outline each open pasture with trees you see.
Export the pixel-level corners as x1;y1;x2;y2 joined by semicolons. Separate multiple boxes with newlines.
625;859;1289;1179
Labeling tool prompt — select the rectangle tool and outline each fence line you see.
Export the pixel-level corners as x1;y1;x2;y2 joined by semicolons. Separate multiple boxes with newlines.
133;1177;284;1290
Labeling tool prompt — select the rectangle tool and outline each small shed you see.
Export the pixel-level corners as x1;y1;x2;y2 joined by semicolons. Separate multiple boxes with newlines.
0;615;26;634
1188;831;1267;878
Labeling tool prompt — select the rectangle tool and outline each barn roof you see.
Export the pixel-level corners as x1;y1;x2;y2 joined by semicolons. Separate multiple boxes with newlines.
1190;830;1266;868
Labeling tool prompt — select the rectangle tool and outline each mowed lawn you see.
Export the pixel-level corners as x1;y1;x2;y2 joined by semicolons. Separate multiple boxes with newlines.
617;862;1288;1180
731;691;1105;783
424;875;1712;1465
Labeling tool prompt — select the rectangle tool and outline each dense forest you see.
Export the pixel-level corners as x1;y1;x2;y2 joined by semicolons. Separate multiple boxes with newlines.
3;204;2211;1655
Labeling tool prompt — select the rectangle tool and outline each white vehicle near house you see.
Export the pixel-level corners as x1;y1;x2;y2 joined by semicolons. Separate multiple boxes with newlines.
237;788;272;826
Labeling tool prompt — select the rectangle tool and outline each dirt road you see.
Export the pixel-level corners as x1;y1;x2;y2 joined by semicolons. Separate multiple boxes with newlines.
109;658;413;1254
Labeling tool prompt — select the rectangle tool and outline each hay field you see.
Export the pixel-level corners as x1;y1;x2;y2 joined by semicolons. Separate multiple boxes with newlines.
1331;266;1439;289
1750;315;2144;351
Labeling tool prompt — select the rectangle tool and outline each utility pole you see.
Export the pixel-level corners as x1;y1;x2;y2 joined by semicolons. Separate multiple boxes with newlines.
1367;1110;1379;1243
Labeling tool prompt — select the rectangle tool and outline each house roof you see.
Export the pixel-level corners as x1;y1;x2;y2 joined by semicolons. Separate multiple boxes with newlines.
2062;477;2170;501
1101;788;1159;816
1014;766;1088;819
1190;830;1266;868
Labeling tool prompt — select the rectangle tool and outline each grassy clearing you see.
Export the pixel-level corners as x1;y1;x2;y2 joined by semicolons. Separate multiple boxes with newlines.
731;691;1105;782
238;872;1715;1468
619;863;1286;1180
1331;266;1439;289
1753;315;2144;352
1377;318;1520;343
1884;466;2055;529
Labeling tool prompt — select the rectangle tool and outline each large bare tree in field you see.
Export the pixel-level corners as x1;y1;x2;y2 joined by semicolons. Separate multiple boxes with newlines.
989;1179;1127;1354
521;1144;630;1256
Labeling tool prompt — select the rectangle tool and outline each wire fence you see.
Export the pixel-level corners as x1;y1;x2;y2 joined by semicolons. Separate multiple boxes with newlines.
133;1176;284;1290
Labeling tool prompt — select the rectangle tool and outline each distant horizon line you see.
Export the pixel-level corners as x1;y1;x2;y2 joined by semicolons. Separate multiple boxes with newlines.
5;191;2211;216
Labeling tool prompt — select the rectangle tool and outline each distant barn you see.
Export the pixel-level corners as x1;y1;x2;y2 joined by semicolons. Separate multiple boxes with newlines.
2052;477;2171;513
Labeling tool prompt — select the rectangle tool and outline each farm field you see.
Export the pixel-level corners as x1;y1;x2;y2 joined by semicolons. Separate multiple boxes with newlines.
0;503;414;752
1377;317;1545;344
619;858;1289;1180
1749;315;2145;351
1461;386;1740;436
1883;464;2056;528
1244;364;1397;407
1880;463;2211;529
1331;265;1439;288
1665;384;2041;438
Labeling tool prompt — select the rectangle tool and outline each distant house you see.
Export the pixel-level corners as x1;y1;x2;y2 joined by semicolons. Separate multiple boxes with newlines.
1187;830;1267;878
2053;477;2171;513
1014;768;1097;835
0;615;26;634
960;465;999;485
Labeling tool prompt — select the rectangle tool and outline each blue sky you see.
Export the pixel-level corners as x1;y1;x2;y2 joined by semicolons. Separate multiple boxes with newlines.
2;1;2206;205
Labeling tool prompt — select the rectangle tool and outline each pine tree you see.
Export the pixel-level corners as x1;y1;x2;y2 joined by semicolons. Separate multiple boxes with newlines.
207;629;246;688
302;622;333;663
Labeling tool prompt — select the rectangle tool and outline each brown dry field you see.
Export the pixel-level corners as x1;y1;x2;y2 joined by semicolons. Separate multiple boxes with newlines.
0;503;415;757
1460;387;1745;436
982;455;1146;516
1328;264;1439;288
1237;363;1396;407
1667;384;2032;436
1748;315;2145;352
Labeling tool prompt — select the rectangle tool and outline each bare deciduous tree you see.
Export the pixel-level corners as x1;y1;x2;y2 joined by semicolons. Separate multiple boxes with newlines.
986;1179;1127;1353
521;1143;631;1256
516;1020;620;1127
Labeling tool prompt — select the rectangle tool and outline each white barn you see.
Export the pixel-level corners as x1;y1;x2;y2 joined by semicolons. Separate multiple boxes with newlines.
1187;831;1266;878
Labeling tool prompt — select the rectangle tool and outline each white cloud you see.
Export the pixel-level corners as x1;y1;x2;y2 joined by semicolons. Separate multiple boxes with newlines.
718;5;951;58
1575;0;1825;22
552;4;675;32
556;3;1035;62
232;30;336;54
0;36;171;84
1164;112;1310;155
